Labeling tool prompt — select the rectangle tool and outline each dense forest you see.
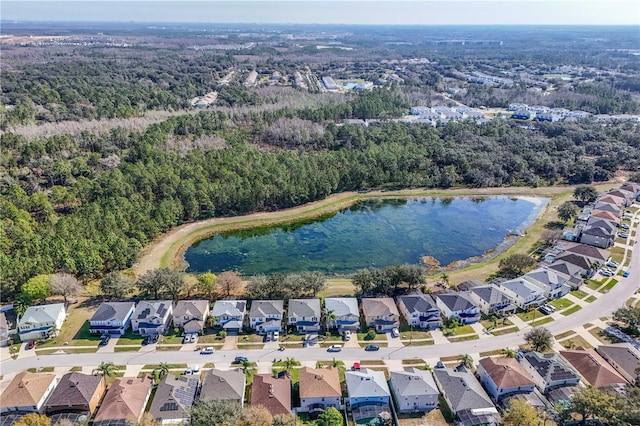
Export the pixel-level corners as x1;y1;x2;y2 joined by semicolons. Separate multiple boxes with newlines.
2;86;640;299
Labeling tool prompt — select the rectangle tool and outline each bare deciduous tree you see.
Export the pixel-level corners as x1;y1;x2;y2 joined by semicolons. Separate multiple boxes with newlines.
49;273;83;303
218;271;242;297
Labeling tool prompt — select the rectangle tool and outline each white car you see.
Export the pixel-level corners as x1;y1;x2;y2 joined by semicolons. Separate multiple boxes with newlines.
343;330;351;341
606;260;619;268
391;328;400;338
272;331;279;342
327;344;342;352
600;269;614;277
200;347;214;355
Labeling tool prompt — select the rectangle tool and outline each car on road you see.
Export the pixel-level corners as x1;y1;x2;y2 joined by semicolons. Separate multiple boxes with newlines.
98;335;111;346
618;232;630;239
200;347;215;355
623;271;630;277
391;328;400;338
233;356;249;364
364;344;380;351
327;344;342;352
343;330;351;341
606;260;620;268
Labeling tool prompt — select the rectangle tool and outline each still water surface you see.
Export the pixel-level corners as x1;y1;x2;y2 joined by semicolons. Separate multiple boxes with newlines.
184;196;547;275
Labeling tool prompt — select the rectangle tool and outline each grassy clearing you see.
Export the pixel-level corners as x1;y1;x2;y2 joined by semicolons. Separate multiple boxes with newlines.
239;334;266;343
360;360;386;366
158;328;184;345
196;333;226;344
588;327;620;345
480;318;513;329
399;330;432;340
479;349;504;357
156;346;181;351
549;298;573;310
517;309;546;322
36;347;98;355
586;279;606;291
559;335;593;349
491;326;520;336
27;367;55;373
237;343;265;350
356;332;387;341
403;339;434;346
116;330;144;346
402;359;426;365
142;364;188;370
358;342;388;348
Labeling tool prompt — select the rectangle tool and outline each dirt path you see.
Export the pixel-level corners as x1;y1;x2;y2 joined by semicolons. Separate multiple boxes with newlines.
134;183;619;281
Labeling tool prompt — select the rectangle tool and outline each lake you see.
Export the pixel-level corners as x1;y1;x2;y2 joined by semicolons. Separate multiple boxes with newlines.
184;196;548;275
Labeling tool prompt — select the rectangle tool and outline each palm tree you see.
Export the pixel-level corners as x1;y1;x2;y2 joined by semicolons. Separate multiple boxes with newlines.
459;353;474;369
422;363;433;371
324;309;336;331
502;347;516;358
93;361;116;377
283;357;298;373
155;362;170;379
241;359;257;378
440;272;450;287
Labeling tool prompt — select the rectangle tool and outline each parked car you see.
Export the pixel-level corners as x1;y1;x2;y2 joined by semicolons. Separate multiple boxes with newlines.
182;334;191;344
26;340;35;350
141;336;150;346
618;232;630;239
200;347;215;355
539;305;554;315
327;344;342;352
620;224;630;230
364;344;380;351
623;271;630;278
193;364;200;373
600;269;614;277
343;330;351;341
98;335;111;346
233;356;249;364
272;331;279;342
606;260;620;268
391;328;400;338
352;362;361;371
184;368;193;375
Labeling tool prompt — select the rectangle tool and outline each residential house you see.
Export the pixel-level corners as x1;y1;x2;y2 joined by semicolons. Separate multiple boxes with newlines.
523;268;571;300
131;301;173;336
361;298;400;332
18;303;66;341
560;348;629;390
251;373;291;416
552;253;596;277
148;375;199;425
44;372;105;416
288;299;321;333
519;351;581;392
298;366;342;414
580;225;615;249
433;367;501;426
324;298;360;332
397;294;442;330
619;182;640;202
466;286;516;317
249;300;284;334
596;343;640;384
0;310;15;347
546;260;585;289
477;357;535;401
0;371;58;414
92;376;153;426
561;242;610;266
589;210;620;224
434;293;481;324
457;280;485;292
497;278;546;309
200;368;246;406
596;195;625;209
211;300;246;333
609;188;635;206
172;300;209;335
345;368;391;408
593;201;622;217
389;368;439;413
89;302;136;336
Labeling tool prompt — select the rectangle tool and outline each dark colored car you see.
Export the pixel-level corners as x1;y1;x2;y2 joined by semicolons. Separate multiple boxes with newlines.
233;356;249;363
364;344;380;351
98;335;111;346
26;340;35;350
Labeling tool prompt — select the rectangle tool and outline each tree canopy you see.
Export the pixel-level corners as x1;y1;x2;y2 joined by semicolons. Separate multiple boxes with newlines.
524;327;553;352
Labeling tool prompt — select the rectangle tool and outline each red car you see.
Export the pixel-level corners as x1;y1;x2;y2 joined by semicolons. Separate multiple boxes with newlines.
26;341;35;350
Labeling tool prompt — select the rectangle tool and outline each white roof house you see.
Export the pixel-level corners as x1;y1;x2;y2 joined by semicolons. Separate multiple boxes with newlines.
325;298;360;331
211;300;246;331
18;303;66;341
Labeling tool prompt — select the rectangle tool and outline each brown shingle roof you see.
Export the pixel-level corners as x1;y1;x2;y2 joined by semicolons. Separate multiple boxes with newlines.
299;367;341;399
479;357;534;389
560;348;628;388
250;373;291;416
362;298;399;317
93;376;152;424
0;371;57;409
44;372;104;411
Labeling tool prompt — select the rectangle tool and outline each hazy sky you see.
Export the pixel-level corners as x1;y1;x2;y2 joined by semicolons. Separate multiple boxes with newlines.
2;1;639;25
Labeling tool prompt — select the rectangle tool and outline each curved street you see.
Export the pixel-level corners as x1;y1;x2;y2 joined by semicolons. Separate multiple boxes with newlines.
1;218;638;376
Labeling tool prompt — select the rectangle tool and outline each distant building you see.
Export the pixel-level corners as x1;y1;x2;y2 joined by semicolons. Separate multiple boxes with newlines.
321;76;339;91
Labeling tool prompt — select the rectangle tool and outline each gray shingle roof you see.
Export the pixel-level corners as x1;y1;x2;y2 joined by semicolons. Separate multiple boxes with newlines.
469;286;512;306
90;302;136;323
433;368;494;413
325;298;359;317
148;375;199;421
211;300;246;317
19;304;65;326
172;300;209;319
435;293;477;312
200;369;246;402
133;301;171;320
249;300;284;318
499;278;543;299
390;368;438;398
346;368;390;399
596;343;640;382
288;299;321;318
398;295;438;314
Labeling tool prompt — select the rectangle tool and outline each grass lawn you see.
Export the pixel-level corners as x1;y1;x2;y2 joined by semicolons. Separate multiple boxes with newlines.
203;363;216;368
516;309;546;322
237;343;265;350
114;347;140;352
115;330;144;346
451;325;475;336
142;364;187;370
158;328;184;345
36;303;101;348
559;335;593;349
586;279;605;291
156;346;181;351
570;289;589;299
273;359;302;367
403;339;434;346
600;279;619;293
399;330;432;340
531;317;554;326
36;347;98;355
479;349;504;357
588;327;621;345
585;296;597;303
27;367;55;373
197;333;226;344
549;298;573;310
360;360;385;366
555;330;576;340
318;279;356;298
448;334;479;343
358;342;388;348
480;317;514;329
70;366;82;372
239;333;266;343
438;396;455;423
402;359;426;365
561;305;582;316
356;332;387;341
490;326;520;336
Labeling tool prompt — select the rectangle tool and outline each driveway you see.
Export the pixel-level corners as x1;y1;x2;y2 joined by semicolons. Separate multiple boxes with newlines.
386;332;403;348
96;336;118;353
221;335;238;350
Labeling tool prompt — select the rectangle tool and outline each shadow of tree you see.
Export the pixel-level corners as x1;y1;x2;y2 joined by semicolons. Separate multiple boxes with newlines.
544;221;566;230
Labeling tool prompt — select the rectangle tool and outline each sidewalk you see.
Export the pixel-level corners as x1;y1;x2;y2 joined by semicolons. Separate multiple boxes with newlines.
507;315;529;330
429;329;450;345
469;322;491;339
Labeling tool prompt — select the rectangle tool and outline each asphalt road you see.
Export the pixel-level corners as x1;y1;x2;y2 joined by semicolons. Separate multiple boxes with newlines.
2;226;638;376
